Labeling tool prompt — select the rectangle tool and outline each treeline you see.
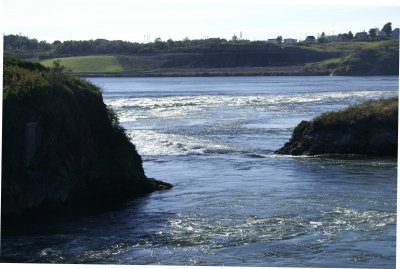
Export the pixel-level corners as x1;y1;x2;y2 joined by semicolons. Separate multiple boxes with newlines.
4;22;397;59
4;35;278;59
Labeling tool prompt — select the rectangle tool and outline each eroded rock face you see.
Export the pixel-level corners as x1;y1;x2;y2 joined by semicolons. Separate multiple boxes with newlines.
275;99;398;157
276;121;397;156
2;63;172;218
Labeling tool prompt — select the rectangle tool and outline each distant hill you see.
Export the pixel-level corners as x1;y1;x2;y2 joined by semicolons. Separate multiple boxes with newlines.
4;34;399;76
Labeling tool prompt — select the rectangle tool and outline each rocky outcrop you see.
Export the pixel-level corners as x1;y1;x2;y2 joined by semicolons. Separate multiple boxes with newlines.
2;58;172;219
275;98;398;156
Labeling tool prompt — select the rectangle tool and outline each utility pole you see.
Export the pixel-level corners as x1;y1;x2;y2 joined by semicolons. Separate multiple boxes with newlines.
144;35;151;43
18;32;22;51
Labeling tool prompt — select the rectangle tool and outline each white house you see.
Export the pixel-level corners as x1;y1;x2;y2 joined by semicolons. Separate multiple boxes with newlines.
327;35;341;42
283;38;297;45
378;31;387;38
355;32;368;40
304;36;315;43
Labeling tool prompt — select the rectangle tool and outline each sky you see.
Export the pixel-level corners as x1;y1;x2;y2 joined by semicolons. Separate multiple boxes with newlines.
2;0;400;43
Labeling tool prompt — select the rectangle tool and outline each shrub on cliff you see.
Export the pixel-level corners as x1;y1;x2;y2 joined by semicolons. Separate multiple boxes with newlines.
314;98;398;130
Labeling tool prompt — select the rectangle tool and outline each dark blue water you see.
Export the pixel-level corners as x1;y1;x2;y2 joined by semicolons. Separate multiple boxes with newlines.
1;76;397;267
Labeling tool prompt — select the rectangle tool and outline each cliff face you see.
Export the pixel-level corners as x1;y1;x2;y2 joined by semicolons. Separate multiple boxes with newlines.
331;44;399;76
275;98;398;156
2;58;171;218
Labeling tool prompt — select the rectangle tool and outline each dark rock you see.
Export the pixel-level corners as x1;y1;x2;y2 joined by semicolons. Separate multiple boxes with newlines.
147;178;174;190
275;98;398;156
2;59;172;219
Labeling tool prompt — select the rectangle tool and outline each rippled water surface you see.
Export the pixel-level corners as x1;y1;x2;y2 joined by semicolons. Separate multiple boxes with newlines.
1;76;397;267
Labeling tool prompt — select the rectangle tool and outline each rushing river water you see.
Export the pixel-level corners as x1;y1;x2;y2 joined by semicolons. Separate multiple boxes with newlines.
1;76;398;267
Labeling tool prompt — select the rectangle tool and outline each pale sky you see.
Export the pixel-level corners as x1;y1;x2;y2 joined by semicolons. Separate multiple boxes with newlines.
3;0;400;43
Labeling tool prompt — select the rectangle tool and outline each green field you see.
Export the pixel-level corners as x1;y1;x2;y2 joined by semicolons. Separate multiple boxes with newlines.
41;55;123;72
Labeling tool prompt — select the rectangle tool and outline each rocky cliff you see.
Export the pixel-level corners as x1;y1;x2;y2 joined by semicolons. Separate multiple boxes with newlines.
2;57;172;218
275;98;398;156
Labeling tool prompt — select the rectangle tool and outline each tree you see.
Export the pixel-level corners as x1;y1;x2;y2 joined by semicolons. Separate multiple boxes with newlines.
231;34;238;42
338;31;354;41
318;32;327;43
382;22;392;35
368;28;377;38
348;31;354;39
276;36;283;44
153;37;166;50
39;40;51;50
166;38;174;48
182;37;191;47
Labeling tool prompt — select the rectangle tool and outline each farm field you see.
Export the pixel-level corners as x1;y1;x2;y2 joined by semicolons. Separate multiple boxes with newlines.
41;55;123;72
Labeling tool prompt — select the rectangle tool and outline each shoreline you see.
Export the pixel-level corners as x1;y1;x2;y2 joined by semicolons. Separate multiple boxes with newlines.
74;70;399;78
72;66;323;77
75;72;321;77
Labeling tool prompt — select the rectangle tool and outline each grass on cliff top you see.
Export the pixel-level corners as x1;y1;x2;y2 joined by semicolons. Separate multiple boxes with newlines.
4;56;126;136
41;55;123;72
314;97;398;129
304;39;397;52
305;39;399;75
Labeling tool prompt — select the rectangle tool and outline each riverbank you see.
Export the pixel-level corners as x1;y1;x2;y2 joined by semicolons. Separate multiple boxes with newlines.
72;65;325;77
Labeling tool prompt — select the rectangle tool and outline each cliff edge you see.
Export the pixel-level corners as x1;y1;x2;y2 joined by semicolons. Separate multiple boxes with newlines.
2;57;172;218
275;98;398;156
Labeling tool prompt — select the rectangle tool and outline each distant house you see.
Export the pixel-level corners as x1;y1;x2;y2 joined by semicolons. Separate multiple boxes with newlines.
378;31;387;38
392;28;399;39
283;38;297;45
327;35;341;42
267;39;279;44
355;32;368;40
305;36;315;43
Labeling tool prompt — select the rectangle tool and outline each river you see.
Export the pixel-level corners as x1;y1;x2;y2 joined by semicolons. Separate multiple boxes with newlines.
1;76;397;267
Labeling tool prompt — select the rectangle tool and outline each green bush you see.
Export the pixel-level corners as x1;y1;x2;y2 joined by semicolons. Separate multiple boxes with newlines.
3;65;49;99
